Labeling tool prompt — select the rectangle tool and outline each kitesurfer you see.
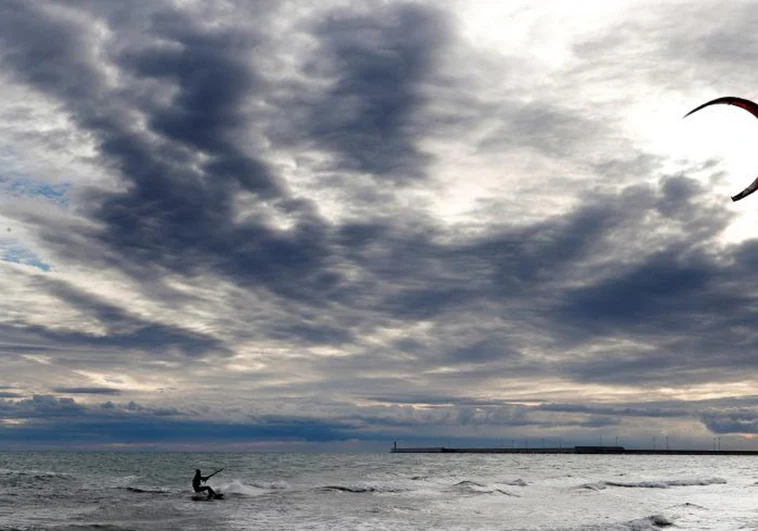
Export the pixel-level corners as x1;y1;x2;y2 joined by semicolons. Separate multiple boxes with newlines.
193;469;218;499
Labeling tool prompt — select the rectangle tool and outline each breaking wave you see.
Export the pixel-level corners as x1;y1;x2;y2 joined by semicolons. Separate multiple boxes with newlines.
569;513;675;530
250;480;289;490
320;484;411;494
666;502;708;510
615;514;674;530
58;525;137;531
452;480;518;496
121;486;171;494
0;468;71;480
579;478;726;490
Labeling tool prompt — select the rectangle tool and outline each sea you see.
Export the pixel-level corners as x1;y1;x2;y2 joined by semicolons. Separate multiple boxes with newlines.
1;451;756;530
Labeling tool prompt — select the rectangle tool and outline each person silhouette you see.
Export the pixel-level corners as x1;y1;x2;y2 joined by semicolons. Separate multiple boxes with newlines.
193;469;217;499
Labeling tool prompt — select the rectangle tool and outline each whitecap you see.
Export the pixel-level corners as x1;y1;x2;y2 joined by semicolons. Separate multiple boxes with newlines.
451;480;518;496
320;483;410;494
215;479;277;496
579;478;726;490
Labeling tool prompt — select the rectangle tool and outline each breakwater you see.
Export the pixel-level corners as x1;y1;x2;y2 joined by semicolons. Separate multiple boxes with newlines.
390;445;758;455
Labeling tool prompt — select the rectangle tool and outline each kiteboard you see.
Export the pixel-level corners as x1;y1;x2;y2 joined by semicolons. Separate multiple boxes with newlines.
191;492;224;501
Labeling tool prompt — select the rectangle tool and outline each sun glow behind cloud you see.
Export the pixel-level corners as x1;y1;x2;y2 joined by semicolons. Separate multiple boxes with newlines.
459;0;758;247
456;0;639;66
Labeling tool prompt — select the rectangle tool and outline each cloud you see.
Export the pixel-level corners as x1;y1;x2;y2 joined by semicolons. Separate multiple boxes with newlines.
0;392;22;398
0;395;358;445
4;0;758;449
52;386;122;395
301;3;451;182
537;403;691;419
0;278;227;361
0;0;335;304
701;409;758;434
0;394;85;418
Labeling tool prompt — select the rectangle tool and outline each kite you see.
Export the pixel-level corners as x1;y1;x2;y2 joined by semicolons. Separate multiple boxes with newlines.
684;96;758;202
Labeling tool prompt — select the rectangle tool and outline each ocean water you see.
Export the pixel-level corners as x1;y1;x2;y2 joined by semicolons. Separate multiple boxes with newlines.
1;452;757;530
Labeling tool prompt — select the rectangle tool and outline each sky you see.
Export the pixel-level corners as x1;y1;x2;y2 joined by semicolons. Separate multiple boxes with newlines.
3;0;758;451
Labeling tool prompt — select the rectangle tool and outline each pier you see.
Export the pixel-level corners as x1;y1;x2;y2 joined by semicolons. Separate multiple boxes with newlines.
390;445;758;455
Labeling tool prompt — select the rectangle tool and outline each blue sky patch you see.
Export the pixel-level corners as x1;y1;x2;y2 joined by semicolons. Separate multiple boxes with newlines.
0;239;51;271
0;176;70;208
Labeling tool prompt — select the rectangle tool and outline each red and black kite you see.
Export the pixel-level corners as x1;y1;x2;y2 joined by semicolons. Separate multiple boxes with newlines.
685;96;758;202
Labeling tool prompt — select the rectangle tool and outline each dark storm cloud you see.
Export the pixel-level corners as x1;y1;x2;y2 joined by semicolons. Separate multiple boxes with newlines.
0;395;185;420
0;395;627;448
701;409;758;434
537;403;691;419
0;395;356;445
52;386;121;395
444;337;517;365
0;0;477;351
0;395;84;418
473;203;623;294
0;0;465;317
472;171;757;388
327;164;755;398
0;392;23;398
303;3;450;182
0;321;224;360
0;417;349;445
319;170;758;392
557;251;723;332
323;181;665;348
334;189;643;329
0;0;339;302
550;188;758;389
269;321;353;345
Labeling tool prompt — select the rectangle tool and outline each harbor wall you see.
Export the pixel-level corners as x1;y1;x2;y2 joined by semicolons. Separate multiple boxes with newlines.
390;445;758;455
